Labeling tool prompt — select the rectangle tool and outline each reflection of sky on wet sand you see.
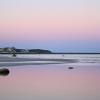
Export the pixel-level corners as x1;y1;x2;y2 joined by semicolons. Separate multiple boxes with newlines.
0;64;100;100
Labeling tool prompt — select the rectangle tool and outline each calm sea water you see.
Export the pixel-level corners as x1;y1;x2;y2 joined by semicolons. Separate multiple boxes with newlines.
0;54;100;100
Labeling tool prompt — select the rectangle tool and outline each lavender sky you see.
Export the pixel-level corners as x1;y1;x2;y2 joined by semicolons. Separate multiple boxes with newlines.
0;0;100;52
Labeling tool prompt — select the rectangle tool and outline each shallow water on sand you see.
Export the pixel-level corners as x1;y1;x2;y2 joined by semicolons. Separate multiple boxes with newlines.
0;54;100;68
0;63;100;100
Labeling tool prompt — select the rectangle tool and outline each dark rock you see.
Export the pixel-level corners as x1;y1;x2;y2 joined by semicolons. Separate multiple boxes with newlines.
68;67;74;69
12;53;16;57
0;68;10;76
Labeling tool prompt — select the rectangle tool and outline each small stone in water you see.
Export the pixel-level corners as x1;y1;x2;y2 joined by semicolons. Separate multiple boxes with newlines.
68;67;74;69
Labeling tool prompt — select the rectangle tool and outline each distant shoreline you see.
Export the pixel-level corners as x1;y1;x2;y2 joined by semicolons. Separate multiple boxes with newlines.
0;53;100;54
0;47;100;54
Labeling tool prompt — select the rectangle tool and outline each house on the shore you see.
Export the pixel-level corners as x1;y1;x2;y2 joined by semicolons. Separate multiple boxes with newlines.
0;47;13;53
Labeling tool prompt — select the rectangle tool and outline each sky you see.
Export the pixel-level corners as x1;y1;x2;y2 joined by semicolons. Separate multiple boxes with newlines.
0;0;100;52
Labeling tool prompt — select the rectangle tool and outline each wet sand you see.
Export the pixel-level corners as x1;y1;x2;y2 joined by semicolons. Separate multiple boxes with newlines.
0;56;77;67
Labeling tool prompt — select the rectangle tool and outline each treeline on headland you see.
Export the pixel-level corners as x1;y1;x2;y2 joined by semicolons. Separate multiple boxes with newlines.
0;47;52;54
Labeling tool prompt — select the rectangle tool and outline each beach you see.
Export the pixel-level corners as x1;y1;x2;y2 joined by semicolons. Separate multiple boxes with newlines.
0;54;100;100
0;55;78;67
0;54;100;67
